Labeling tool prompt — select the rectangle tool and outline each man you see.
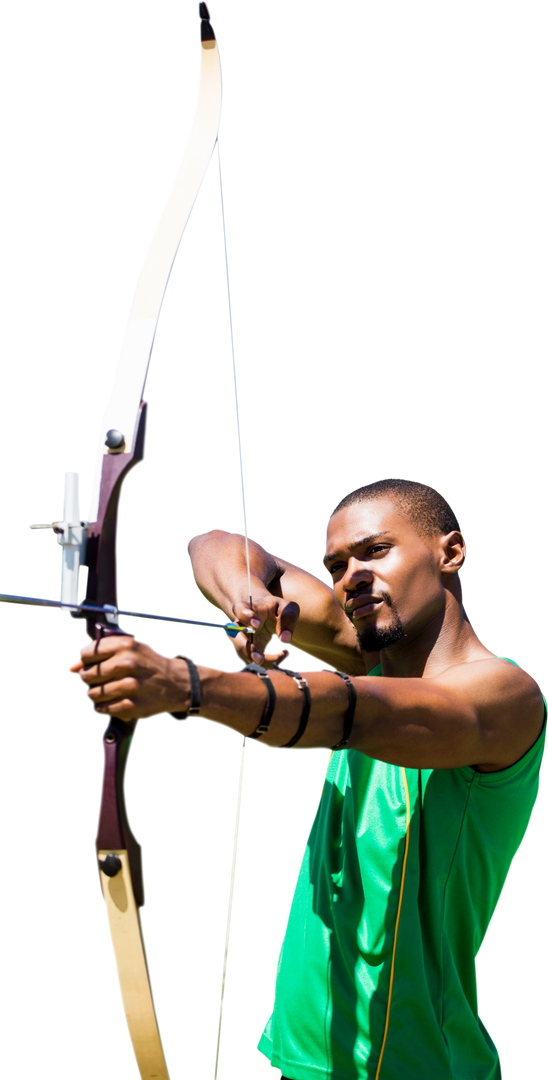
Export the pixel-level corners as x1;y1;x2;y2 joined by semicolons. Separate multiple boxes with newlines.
73;478;545;1079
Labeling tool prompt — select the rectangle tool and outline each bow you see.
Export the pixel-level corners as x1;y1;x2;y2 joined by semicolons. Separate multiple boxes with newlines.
2;6;249;1071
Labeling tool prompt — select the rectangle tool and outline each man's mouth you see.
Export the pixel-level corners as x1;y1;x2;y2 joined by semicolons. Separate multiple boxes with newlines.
345;596;384;622
352;600;382;617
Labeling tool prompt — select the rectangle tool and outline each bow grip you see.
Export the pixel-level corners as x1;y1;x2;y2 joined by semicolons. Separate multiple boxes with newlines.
92;622;148;907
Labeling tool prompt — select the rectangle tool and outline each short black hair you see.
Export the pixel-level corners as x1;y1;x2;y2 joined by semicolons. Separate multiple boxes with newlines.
326;477;471;622
328;477;464;548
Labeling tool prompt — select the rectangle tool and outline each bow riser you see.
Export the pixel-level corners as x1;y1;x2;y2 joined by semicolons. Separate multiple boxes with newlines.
91;394;164;1076
86;401;147;903
83;402;147;636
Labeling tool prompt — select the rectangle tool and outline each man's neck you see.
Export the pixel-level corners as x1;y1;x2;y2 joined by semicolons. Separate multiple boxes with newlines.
380;613;490;678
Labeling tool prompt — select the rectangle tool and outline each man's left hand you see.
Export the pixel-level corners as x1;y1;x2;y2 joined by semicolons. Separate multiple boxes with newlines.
71;636;190;721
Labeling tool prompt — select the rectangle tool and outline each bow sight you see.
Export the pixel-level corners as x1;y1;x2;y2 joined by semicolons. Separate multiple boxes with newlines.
0;468;252;635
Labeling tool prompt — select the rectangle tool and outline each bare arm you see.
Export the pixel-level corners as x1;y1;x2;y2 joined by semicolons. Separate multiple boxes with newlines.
199;656;544;770
188;530;373;674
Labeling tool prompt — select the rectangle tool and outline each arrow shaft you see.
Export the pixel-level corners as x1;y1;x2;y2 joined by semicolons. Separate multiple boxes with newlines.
0;592;252;633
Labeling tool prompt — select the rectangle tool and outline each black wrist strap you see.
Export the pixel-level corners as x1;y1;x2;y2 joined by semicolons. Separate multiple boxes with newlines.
171;656;201;720
315;665;358;751
269;660;311;747
238;656;311;751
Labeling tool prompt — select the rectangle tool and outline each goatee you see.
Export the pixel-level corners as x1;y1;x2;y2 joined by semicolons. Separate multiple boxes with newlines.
356;615;405;652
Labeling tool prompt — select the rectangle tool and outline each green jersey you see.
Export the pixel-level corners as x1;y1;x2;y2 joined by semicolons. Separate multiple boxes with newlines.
258;661;545;1080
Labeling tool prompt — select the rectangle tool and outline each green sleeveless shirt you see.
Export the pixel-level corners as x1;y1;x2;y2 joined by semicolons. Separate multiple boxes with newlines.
258;661;545;1080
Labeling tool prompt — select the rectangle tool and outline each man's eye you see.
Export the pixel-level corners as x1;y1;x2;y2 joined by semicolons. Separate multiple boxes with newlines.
329;563;346;576
328;544;389;578
369;545;389;555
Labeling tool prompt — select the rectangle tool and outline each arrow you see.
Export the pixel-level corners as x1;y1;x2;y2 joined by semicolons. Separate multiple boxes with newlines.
0;591;253;635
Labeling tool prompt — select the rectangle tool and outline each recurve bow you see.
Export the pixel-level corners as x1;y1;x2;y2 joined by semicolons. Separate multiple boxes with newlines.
0;6;250;1071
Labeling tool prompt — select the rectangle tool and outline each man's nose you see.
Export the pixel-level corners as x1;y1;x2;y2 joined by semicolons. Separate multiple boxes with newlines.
343;558;373;592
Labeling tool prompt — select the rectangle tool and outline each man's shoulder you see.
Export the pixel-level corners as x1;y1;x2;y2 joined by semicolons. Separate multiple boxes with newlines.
435;655;545;771
437;654;540;694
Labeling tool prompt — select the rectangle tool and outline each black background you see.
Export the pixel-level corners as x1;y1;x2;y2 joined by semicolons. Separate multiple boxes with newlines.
3;4;544;1075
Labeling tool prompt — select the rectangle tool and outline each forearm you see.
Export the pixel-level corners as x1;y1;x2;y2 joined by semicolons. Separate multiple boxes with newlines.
188;530;281;616
194;666;348;748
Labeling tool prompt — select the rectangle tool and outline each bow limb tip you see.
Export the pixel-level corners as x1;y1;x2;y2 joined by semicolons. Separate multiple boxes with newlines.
200;3;216;43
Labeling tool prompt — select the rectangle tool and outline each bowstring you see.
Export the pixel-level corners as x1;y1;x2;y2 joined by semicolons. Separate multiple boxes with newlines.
216;139;255;617
214;140;253;1080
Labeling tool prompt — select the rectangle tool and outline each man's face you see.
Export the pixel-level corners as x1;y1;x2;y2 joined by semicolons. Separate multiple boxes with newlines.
324;499;447;652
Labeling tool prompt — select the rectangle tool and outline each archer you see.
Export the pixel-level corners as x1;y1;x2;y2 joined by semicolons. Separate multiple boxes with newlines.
73;477;545;1079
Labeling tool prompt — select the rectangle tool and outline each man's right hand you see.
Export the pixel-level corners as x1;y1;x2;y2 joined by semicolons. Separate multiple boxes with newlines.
188;529;369;675
231;595;301;667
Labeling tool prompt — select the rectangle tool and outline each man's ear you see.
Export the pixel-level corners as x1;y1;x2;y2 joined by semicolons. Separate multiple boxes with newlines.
439;530;466;575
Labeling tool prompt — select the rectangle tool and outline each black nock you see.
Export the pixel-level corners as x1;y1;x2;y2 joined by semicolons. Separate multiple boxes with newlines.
99;853;123;878
200;3;215;42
